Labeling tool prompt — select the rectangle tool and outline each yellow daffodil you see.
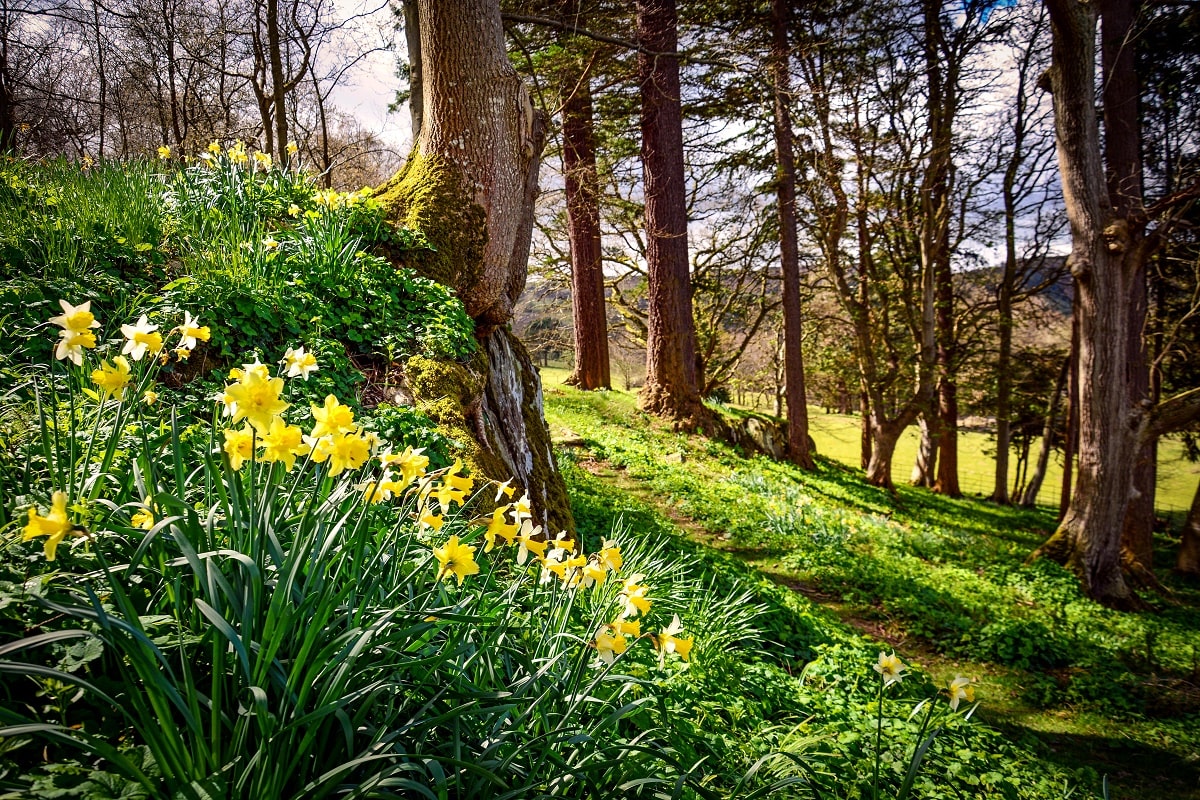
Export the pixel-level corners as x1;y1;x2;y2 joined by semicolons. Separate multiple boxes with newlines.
262;237;279;250
611;619;640;638
120;314;164;361
379;446;429;487
157;145;171;159
131;506;155;530
224;364;288;432
874;652;906;686
419;505;444;530
361;472;396;504
310;395;356;438
282;345;318;379
287;203;301;217
175;347;191;360
176;311;210;350
55;328;97;365
286;141;298;155
511;492;532;523
433;535;479;585
431;478;468;515
515;520;547;565
223;425;256;471
91;356;132;401
253;150;271;168
309;429;370;476
540;550;569;584
580;560;607;589
948;676;975;711
22;491;78;561
654;614;693;662
598;540;623;572
142;389;158;406
49;299;101;335
483;505;519;552
493;479;516;501
207;140;222;154
442;459;473;496
594;628;627;665
619;575;652;619
549;530;575;552
259;416;310;471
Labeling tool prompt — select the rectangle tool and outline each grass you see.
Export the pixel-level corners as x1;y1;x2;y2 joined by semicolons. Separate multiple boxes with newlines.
537;363;1198;520
542;378;1200;800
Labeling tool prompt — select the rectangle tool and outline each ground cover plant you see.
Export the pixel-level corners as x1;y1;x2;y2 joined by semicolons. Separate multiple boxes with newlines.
545;384;1200;800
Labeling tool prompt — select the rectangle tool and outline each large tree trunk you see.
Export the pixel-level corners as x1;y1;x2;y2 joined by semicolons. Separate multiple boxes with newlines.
1101;0;1154;571
562;52;610;391
1033;0;1150;606
377;0;572;534
1176;478;1200;576
771;0;814;469
911;415;937;487
636;0;705;424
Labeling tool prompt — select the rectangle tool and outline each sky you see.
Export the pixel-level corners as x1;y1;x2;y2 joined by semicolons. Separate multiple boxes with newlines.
326;0;412;154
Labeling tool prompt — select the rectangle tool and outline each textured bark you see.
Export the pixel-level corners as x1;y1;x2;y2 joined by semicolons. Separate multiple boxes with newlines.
266;0;288;161
562;61;610;390
1033;0;1148;606
379;0;571;533
402;0;423;139
923;0;960;498
771;0;813;469
636;0;704;422
1059;284;1079;521
1176;478;1200;576
911;415;937;487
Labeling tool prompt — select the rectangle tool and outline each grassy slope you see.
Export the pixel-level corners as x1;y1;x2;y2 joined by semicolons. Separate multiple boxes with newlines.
541;378;1200;800
538;365;1199;520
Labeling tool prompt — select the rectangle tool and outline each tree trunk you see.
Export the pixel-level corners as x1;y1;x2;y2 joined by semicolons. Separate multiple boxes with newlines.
1059;282;1080;521
1033;0;1150;606
911;415;937;487
1175;478;1200;576
267;0;288;160
402;0;423;140
636;0;704;424
866;416;907;489
377;0;571;534
1021;355;1069;507
562;54;610;391
771;0;813;469
992;155;1020;503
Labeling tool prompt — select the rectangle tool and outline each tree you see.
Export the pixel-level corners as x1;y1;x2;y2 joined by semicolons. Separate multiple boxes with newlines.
636;0;705;424
379;0;574;533
771;0;814;468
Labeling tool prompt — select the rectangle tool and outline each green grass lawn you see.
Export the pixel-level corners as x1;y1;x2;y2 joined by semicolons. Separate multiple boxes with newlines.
541;379;1200;800
537;364;1199;521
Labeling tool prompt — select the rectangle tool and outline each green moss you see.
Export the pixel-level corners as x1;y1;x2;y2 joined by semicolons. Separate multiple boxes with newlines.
375;150;487;293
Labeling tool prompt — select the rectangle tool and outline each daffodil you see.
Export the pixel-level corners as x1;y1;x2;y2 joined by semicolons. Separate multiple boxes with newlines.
483;505;519;552
442;459;473;497
619;575;652;619
224;365;288;431
515;520;547;565
611;619;640;638
654;615;693;662
286;141;298;155
288;203;301;217
22;492;79;561
91;356;132;401
282;345;318;379
493;479;516;501
379;446;429;487
49;299;101;335
549;530;575;552
309;429;370;476
207;140;222;154
310;395;356;438
157;144;171;159
598;540;623;572
361;472;397;504
176;311;210;350
947;676;975;711
259;416;310;471
433;535;479;585
253;150;272;169
223;425;256;471
419;505;444;530
580;560;608;589
120;314;164;361
262;237;279;250
142;389;158;406
594;628;627;665
55;328;97;365
510;492;532;523
874;652;906;686
431;478;468;514
131;506;155;530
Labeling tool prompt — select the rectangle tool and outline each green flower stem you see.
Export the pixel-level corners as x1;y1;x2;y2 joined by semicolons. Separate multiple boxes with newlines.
873;673;884;800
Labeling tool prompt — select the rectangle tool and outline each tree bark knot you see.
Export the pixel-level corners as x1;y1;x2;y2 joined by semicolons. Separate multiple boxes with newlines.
1102;218;1130;253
